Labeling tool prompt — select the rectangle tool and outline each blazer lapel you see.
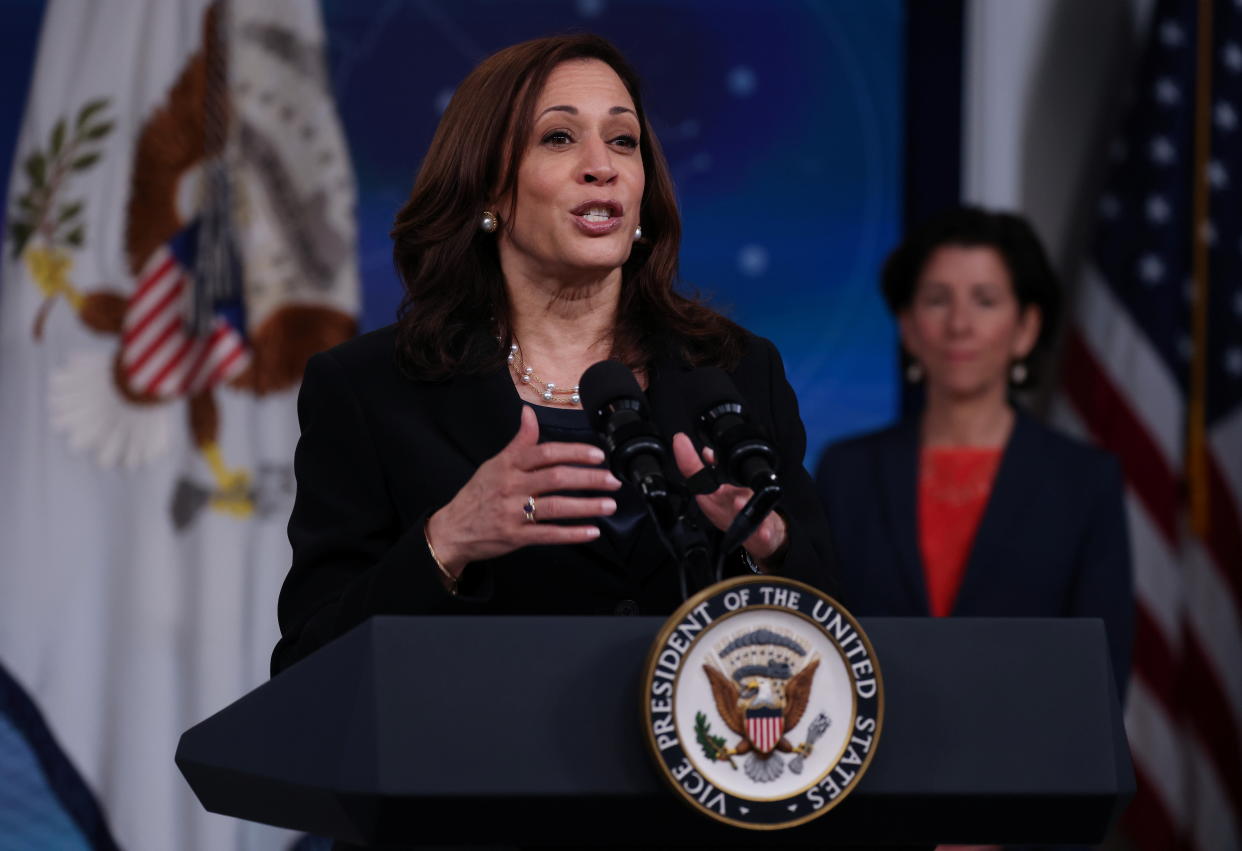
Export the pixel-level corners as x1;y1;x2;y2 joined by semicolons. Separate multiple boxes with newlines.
951;409;1042;615
646;355;696;445
424;366;523;466
878;418;930;614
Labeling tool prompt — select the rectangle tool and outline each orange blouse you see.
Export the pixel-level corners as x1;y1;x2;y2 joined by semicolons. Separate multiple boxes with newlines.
918;447;1003;617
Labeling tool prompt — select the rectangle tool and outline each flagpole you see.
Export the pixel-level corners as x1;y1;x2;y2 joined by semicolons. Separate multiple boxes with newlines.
1188;0;1213;537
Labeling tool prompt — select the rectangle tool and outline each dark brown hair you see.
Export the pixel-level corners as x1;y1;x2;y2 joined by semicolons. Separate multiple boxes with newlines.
881;206;1061;388
881;206;1061;348
390;33;746;378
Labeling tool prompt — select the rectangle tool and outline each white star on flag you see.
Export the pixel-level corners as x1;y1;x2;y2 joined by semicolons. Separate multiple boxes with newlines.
1155;78;1181;104
1207;159;1229;188
1147;195;1171;223
1138;253;1165;283
1224;41;1242;71
1226;347;1242;377
1216;101;1238;130
1160;20;1185;46
1150;136;1177;164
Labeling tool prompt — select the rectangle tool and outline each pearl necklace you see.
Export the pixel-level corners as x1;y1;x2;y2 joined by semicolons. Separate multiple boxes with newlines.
507;342;581;405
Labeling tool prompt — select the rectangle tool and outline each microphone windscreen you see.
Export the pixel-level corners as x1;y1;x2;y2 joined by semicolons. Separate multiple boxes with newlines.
683;366;743;415
579;360;644;427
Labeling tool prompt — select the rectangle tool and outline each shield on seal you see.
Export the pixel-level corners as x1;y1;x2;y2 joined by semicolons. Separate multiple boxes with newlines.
746;706;784;754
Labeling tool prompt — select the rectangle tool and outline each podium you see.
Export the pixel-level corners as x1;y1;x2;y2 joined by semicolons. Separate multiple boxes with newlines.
176;616;1132;846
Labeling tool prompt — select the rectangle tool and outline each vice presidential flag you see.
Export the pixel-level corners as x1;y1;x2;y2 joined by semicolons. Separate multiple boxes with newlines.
0;1;359;847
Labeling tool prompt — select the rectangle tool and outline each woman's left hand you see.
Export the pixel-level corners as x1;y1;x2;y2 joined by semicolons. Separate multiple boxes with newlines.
672;432;788;565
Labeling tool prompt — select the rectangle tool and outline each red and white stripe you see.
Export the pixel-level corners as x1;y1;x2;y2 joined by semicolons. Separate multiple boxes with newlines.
746;712;784;754
1055;264;1242;851
119;246;249;400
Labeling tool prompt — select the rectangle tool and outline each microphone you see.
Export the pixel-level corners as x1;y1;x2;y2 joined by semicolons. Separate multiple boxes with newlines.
683;368;782;574
579;360;710;595
684;367;780;494
579;360;674;524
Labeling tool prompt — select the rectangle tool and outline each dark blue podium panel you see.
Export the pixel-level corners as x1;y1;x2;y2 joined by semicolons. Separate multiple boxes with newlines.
176;616;1131;846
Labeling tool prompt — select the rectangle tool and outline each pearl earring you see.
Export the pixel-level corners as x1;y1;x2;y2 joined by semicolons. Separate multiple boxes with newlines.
905;361;923;383
480;211;499;233
1010;361;1028;384
633;224;642;241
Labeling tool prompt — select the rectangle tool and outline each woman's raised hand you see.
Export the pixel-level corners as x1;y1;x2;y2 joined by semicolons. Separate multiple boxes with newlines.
671;432;787;565
426;405;621;576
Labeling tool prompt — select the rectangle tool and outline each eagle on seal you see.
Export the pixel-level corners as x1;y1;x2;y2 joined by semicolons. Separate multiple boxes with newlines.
703;632;820;784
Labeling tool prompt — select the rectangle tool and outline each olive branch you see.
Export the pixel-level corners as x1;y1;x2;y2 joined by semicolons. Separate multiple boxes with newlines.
694;711;736;769
8;97;113;259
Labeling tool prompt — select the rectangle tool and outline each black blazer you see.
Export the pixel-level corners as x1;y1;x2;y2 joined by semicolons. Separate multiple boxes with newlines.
815;411;1134;694
272;325;836;673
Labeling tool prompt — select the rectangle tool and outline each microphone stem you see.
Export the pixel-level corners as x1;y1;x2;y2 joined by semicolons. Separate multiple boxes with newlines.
647;500;712;599
714;484;782;581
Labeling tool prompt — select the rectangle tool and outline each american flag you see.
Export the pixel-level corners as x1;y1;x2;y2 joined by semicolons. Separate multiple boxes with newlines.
1054;1;1242;848
120;239;248;400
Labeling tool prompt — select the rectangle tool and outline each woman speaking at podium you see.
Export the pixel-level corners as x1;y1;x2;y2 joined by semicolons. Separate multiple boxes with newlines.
271;35;835;674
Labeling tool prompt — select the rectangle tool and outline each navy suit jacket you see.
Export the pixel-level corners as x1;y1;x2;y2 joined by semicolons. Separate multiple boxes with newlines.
272;325;836;674
815;410;1134;695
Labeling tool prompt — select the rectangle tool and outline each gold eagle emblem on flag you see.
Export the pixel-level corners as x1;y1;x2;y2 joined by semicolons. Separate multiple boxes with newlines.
7;2;357;526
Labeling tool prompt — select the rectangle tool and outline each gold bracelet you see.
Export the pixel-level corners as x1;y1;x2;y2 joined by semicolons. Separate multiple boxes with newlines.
424;520;458;596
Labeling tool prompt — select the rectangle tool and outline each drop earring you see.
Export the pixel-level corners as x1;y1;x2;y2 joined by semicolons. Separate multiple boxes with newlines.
633;224;643;241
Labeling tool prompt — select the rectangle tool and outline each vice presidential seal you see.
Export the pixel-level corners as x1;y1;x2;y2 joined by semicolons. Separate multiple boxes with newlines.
642;576;883;829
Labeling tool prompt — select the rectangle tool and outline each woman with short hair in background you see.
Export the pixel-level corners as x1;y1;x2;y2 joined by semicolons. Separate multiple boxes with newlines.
815;207;1133;697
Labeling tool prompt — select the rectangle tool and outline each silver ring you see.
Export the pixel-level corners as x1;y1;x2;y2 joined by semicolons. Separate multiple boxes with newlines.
523;495;537;524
